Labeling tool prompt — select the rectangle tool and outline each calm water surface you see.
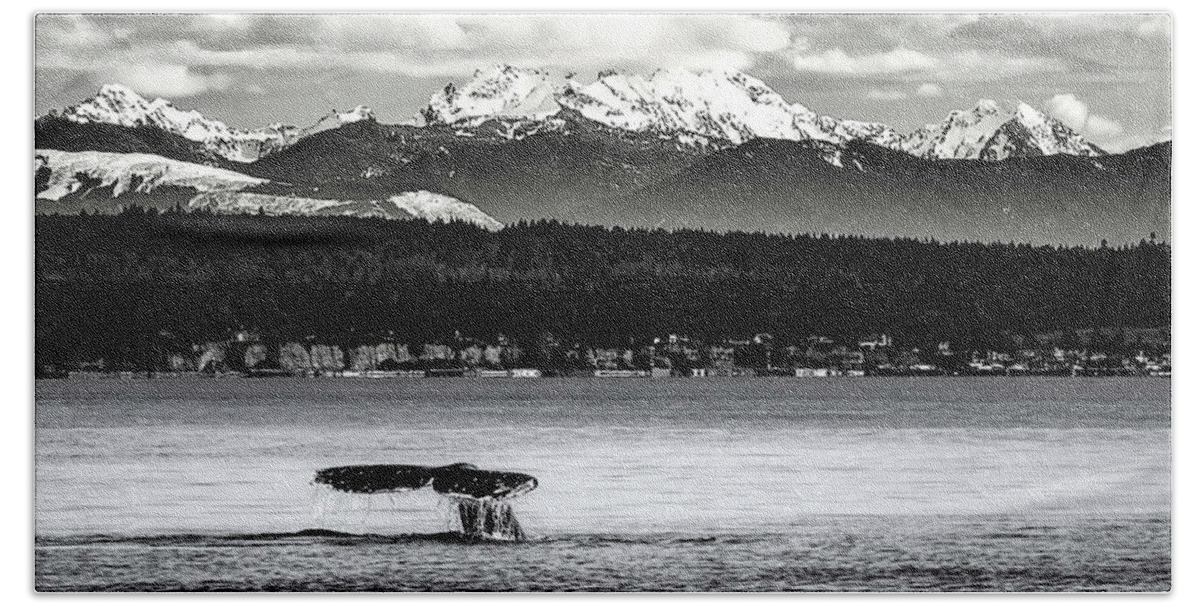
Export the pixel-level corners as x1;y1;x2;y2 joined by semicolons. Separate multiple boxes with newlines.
35;377;1170;591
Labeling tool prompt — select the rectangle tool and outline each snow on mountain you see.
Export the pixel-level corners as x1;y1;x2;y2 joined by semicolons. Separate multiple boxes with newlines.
388;191;504;231
902;99;1009;160
424;65;561;126
336;105;375;124
292;105;376;137
903;100;1105;160
979;102;1106;161
558;69;830;145
52;72;1109;170
35;149;267;200
188;190;503;231
53;84;374;163
824;118;908;153
422;67;1107;162
427;66;907;152
188;192;402;219
55;84;279;163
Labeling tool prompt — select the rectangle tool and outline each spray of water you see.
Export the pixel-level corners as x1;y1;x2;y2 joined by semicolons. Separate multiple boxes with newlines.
445;496;526;541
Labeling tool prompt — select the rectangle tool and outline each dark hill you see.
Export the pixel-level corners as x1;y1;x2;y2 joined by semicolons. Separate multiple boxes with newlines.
607;139;1171;245
246;117;1170;245
35;109;1170;246
34;116;228;167
244;115;705;220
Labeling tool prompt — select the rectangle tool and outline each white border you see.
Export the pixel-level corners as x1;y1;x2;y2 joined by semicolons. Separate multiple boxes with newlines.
4;1;1191;606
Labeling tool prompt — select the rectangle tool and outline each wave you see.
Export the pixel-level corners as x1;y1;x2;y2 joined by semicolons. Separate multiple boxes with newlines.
34;528;782;549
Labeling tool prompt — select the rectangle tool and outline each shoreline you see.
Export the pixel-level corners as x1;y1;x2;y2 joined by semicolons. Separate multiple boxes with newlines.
36;370;1172;380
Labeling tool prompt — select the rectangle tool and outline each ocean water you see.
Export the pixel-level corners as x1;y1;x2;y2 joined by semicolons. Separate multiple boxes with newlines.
35;377;1170;591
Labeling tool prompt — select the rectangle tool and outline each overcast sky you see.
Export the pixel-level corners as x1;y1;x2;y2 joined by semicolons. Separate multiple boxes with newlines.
35;13;1171;151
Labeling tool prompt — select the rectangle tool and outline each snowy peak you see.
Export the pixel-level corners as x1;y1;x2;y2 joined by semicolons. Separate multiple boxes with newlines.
972;98;1002;115
904;99;1105;161
62;85;202;137
53;85;375;163
277;105;378;147
427;66;906;152
423;65;561;126
337;105;374;124
902;99;1009;160
984;101;1105;160
51;72;1110;167
558;68;831;145
422;67;1108;162
57;85;283;162
79;84;159;122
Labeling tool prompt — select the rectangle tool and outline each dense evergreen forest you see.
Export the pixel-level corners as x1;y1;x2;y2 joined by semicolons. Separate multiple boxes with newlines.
35;209;1170;371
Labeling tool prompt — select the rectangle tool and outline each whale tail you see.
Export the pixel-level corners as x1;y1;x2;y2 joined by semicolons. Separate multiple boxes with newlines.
312;462;537;541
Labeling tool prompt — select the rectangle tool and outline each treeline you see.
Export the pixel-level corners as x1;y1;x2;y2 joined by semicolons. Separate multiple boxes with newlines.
35;208;1170;371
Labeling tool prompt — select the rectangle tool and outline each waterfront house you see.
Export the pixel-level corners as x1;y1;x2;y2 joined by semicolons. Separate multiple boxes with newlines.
795;368;831;378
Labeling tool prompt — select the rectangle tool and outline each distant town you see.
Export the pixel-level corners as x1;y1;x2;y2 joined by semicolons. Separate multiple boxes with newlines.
44;327;1171;380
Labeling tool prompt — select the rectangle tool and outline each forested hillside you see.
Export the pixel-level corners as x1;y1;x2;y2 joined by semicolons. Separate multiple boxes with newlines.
35;209;1170;370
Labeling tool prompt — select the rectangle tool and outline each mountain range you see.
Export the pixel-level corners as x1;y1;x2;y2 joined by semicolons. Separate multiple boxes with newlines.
34;65;1170;244
49;83;375;163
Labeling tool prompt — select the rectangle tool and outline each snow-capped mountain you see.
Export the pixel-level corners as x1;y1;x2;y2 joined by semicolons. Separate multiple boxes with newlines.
52;84;374;163
34;66;1164;244
425;66;906;151
558;68;906;150
423;65;561;126
35;149;267;200
902;100;1105;161
188;191;502;230
422;66;1106;162
50;69;1110;166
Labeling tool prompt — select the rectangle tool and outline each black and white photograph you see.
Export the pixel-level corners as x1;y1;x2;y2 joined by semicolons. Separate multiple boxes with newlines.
31;9;1172;592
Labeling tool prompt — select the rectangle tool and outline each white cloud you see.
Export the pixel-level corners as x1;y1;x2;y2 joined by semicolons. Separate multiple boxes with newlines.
792;46;1065;81
1084;114;1124;140
916;83;944;97
792;47;938;75
37;14;793;82
1045;93;1090;131
1044;93;1124;140
33;13;1170;132
789;37;812;53
1096;130;1169;153
101;63;230;98
866;88;907;101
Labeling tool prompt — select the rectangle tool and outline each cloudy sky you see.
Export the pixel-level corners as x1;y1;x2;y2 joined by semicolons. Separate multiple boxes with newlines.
35;13;1171;151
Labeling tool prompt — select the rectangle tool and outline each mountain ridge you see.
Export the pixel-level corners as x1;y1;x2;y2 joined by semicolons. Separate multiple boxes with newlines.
49;84;375;163
421;65;1111;161
34;68;1170;245
45;66;1124;164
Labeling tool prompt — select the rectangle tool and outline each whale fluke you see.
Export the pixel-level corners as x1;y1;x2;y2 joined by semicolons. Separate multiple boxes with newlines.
311;463;538;541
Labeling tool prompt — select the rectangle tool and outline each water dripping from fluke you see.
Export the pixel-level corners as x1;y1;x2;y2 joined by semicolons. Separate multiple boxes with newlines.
311;463;537;542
